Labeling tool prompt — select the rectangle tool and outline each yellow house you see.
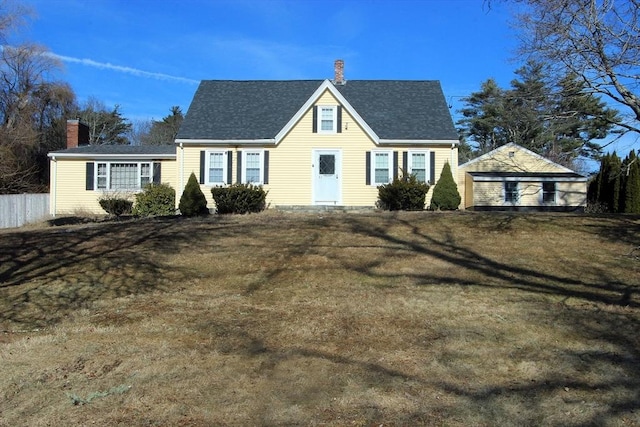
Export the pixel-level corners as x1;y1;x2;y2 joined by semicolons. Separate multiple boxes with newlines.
48;61;461;215
48;120;177;215
175;60;459;210
458;143;588;211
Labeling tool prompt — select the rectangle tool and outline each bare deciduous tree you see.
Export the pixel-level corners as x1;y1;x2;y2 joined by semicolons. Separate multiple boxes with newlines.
512;0;640;135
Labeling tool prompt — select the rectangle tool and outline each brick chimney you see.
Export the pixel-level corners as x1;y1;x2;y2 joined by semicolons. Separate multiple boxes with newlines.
66;119;89;148
334;59;345;85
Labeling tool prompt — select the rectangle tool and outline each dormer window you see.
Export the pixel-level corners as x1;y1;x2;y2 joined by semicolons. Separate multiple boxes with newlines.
312;105;342;134
319;106;337;132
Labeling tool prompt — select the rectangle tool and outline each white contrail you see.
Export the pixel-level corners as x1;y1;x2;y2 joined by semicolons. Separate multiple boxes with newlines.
47;52;200;84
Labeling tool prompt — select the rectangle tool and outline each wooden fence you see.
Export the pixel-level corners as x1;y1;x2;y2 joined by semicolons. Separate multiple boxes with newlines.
0;193;50;229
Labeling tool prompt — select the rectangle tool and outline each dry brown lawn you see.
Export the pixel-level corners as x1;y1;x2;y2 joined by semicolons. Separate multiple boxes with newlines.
0;211;639;426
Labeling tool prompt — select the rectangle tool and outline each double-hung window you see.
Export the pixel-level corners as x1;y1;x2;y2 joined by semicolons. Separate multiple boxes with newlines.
372;151;393;186
408;151;428;183
206;151;227;185
542;182;556;203
318;106;337;133
95;162;152;191
504;181;519;203
242;150;264;184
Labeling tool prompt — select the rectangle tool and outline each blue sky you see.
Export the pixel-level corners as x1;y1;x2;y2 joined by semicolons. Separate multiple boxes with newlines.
21;0;519;122
18;0;636;163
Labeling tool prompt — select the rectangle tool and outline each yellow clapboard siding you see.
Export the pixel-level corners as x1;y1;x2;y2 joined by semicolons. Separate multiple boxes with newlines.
51;158;178;215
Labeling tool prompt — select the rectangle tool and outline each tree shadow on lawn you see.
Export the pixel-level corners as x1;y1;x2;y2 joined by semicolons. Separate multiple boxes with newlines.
0;216;241;330
335;214;640;425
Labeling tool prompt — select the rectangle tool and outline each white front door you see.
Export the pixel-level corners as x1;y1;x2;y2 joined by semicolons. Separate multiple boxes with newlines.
313;150;341;205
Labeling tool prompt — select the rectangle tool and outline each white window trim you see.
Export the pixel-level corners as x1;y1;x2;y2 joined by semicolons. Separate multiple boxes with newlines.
317;105;338;133
503;181;520;204
205;150;228;186
95;161;152;191
371;150;393;186
407;150;430;183
241;149;264;184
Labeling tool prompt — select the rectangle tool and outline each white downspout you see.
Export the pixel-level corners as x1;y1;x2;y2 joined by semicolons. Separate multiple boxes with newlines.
179;142;184;208
50;156;57;216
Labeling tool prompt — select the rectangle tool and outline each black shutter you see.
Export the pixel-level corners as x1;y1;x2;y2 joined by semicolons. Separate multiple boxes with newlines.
312;106;318;133
199;151;205;184
403;152;408;174
153;163;161;184
393;151;399;180
365;152;371;185
237;151;243;183
264;150;269;184
227;151;233;184
430;151;436;184
337;106;342;133
86;162;94;190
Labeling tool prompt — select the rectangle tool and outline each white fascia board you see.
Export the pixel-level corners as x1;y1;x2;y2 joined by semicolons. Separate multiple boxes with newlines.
273;79;380;144
471;175;588;182
175;138;276;145
47;153;176;159
379;139;459;146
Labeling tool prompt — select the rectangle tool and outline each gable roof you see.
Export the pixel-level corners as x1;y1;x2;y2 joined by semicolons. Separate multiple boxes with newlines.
176;79;459;144
48;144;176;159
459;142;576;173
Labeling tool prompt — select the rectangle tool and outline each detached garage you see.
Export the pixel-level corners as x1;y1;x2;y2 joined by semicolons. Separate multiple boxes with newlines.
458;143;588;212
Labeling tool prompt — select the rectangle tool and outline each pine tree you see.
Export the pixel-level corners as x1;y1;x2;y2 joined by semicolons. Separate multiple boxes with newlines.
430;162;461;210
610;154;622;213
458;62;619;166
179;172;209;216
623;151;640;213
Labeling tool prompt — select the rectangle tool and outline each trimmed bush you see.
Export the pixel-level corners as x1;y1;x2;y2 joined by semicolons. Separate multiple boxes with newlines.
98;195;133;217
377;172;430;211
179;172;209;216
211;183;267;214
132;183;176;217
430;162;461;210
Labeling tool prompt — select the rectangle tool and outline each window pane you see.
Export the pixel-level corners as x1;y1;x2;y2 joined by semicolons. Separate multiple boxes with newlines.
412;153;425;168
375;169;390;183
209;153;223;183
543;182;556;203
110;163;138;190
413;170;426;182
505;182;518;202
97;163;107;189
374;153;389;184
244;153;261;183
320;107;334;131
411;153;426;182
319;154;335;175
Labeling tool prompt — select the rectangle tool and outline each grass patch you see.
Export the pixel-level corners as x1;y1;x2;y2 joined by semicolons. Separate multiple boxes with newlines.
0;211;639;425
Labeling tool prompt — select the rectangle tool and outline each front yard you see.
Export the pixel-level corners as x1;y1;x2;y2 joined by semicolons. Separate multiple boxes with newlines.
1;211;638;426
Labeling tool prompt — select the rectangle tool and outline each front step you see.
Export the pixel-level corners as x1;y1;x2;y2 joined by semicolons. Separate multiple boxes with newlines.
274;205;376;213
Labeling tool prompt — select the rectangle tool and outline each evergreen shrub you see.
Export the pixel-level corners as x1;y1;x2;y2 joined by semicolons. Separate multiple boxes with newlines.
179;172;209;216
98;194;133;217
430;162;461;210
133;183;176;217
377;173;430;211
211;183;267;214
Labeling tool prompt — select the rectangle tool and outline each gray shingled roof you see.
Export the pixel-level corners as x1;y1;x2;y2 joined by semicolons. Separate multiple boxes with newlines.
177;80;324;140
177;80;459;141
50;145;176;155
335;81;458;140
